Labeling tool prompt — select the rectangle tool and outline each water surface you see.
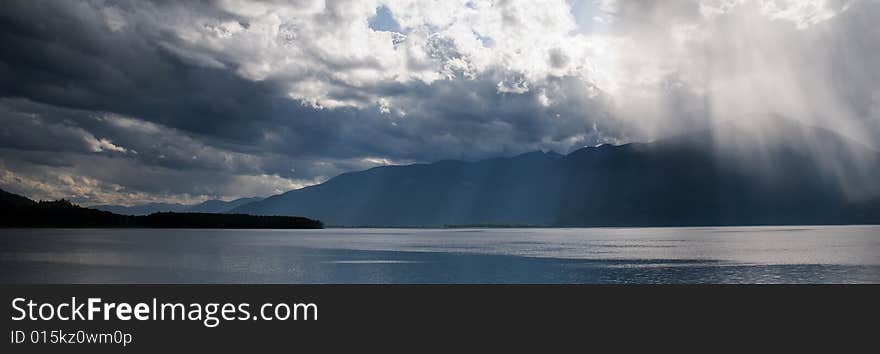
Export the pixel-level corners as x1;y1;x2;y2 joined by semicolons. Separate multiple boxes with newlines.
1;226;878;283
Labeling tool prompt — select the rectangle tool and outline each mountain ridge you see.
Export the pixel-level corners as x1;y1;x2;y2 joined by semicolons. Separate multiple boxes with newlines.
0;189;321;229
92;197;263;216
232;121;880;227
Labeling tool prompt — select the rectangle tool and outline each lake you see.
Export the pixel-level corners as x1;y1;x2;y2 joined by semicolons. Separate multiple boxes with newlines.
1;226;879;283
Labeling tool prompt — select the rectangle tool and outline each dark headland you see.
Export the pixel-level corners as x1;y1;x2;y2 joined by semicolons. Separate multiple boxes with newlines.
0;189;323;229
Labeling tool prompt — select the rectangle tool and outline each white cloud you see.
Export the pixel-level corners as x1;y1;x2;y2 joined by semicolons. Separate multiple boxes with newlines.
90;138;128;153
759;0;840;29
144;0;870;139
142;1;593;109
2;0;879;205
123;0;871;148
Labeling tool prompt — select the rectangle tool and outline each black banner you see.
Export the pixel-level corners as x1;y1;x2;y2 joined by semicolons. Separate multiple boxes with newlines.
2;285;877;353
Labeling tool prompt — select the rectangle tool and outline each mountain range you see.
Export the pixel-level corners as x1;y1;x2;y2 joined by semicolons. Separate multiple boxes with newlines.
92;197;263;215
0;189;321;229
230;120;880;227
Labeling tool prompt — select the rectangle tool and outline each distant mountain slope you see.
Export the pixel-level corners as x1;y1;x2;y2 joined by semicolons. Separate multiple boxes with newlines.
91;202;189;215
184;197;264;213
0;190;321;229
232;120;880;227
93;197;263;215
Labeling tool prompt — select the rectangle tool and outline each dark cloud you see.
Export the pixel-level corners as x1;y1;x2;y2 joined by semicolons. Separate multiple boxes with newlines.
0;0;877;204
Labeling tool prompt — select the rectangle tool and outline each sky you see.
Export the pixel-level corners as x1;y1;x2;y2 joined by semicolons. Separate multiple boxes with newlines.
0;0;878;205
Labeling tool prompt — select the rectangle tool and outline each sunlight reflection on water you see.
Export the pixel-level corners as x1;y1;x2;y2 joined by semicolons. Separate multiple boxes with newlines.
1;226;878;283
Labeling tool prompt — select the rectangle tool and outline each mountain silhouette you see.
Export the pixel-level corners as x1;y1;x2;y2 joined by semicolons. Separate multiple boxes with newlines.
0;190;321;229
232;120;880;227
92;197;263;215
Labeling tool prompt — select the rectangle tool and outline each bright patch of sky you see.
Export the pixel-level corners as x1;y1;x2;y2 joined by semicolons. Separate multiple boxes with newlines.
368;5;402;32
568;0;601;33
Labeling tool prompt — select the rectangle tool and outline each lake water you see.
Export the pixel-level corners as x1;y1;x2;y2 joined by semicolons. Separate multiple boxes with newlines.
1;226;879;283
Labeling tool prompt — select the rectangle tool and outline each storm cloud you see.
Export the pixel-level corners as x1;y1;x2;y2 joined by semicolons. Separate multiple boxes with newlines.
0;0;878;205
